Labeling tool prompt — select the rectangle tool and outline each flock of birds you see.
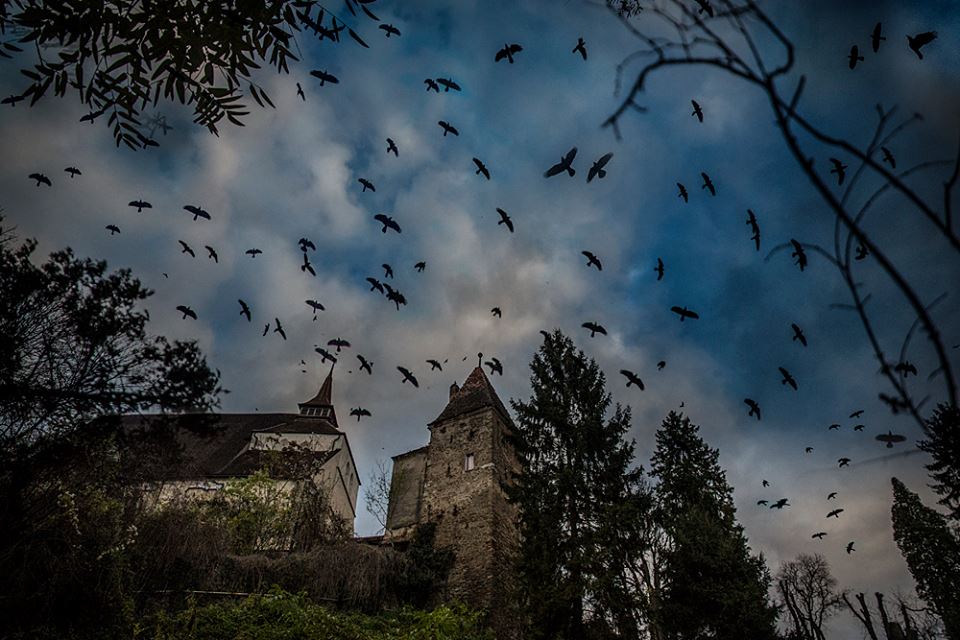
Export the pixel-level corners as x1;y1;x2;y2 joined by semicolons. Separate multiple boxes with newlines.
15;2;940;559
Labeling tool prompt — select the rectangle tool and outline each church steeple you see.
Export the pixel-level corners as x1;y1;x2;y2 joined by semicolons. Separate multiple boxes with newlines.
298;365;338;426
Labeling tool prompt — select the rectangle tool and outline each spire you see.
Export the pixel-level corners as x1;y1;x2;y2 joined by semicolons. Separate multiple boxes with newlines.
430;365;513;427
298;365;338;426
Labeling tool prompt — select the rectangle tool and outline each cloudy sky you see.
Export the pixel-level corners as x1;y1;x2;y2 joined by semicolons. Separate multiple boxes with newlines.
2;0;959;633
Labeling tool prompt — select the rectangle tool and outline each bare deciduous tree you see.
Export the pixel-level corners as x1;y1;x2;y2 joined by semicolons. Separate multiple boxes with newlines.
776;553;844;640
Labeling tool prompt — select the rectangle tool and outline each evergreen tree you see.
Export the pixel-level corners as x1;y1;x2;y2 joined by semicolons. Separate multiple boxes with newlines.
890;477;960;639
919;403;960;521
649;411;778;640
510;330;645;639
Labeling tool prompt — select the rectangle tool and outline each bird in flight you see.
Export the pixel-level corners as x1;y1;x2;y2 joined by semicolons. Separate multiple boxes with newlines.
315;347;337;364
105;224;120;235
273;318;287;340
238;299;252;322
582;321;607;337
328;338;350;352
587;153;614;182
544;147;578;178
779;367;798;390
301;254;316;276
701;172;716;196
496;208;514;233
620;370;644;390
309;69;339;86
790;239;808;271
414;261;426;273
677;182;688;202
654;257;664;281
694;0;714;18
384;284;407;310
397;366;419;387
350;407;372;421
28;173;51;187
382;263;394;279
847;45;864;69
812;532;827;540
846;541;856;554
870;22;885;52
670;306;699;321
64;166;81;178
374;214;401;233
828;492;837;500
357;355;373;374
205;246;218;263
791;323;807;347
894;361;918;377
245;248;262;258
829;158;847;185
757;499;768;506
485;357;503;376
582;251;602;271
366;277;385;294
438;120;459;137
296;82;305;100
176;305;197;320
426;359;443;371
770;498;789;509
744;398;761;420
907;31;937;59
379;23;400;37
762;480;770;487
129;200;152;212
828;423;841;431
876;431;907;448
473;157;491;180
424;78;440;92
495;43;523;64
691;99;704;122
437;77;461;92
298;237;316;252
183;205;211;221
386;138;399;156
179;240;196;257
805;447;814;453
305;299;325;317
880;146;896;169
838;457;851;468
491;307;502;318
827;508;844;518
359;178;376;192
262;324;270;337
572;37;587;60
657;360;666;371
746;210;760;251
853;424;865;432
850;409;864;418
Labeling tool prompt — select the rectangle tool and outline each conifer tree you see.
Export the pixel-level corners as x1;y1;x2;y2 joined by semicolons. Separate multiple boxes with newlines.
890;477;960;639
510;330;645;639
919;403;960;521
649;411;778;640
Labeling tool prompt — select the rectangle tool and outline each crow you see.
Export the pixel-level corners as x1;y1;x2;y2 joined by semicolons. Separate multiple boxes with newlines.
184;205;211;221
359;178;376;192
829;158;847;185
305;299;325;316
691;99;704;122
28;173;51;187
386;138;399;156
414;261;426;272
315;347;337;364
848;44;864;69
357;355;373;374
587;153;614;182
105;224;120;235
620;370;644;390
297;82;305;100
426;359;443;371
473;157;491;180
495;43;523;63
853;424;865;432
838;457;851;467
850;410;864;418
544;147;578;178
846;541;856;554
880;146;896;169
677;182;688;202
791;323;807;347
770;498;789;509
379;23;400;37
273;318;286;340
827;508;844;518
757;499;768;506
870;22;885;52
828;492;837;500
582;250;602;271
701;172;716;196
309;69;339;86
205;246;218;263
657;360;666;370
671;306;699;321
298;237;316;252
746;209;761;250
397;366;419;387
907;31;937;59
894;361;917;377
779;367;798;390
384;284;407;310
245;248;262;258
485;357;503;376
572;37;587;60
805;447;814;453
263;324;270;337
582;321;607;337
129;200;152;212
496;208;514;233
350;407;372;421
176;305;197;320
655;257;664;281
301;253;316;276
382;263;394;279
437;77;461;92
179;240;196;257
328;338;350;352
366;277;385;293
876;431;906;448
744;398;761;420
424;78;440;92
238;299;252;321
694;0;714;18
790;239;808;271
374;214;401;233
64;166;81;178
829;423;841;431
812;532;827;540
491;307;502;318
438;120;459;137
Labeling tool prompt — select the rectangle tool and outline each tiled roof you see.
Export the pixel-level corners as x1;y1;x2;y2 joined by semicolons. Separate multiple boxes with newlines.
429;366;513;427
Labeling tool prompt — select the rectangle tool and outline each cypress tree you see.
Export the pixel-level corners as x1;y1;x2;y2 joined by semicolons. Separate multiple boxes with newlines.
919;403;960;521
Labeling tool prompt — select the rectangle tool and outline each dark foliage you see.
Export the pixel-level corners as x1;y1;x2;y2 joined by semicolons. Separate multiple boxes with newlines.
919;404;960;520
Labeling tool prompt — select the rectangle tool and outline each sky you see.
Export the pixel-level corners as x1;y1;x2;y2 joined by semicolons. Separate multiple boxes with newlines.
2;0;959;634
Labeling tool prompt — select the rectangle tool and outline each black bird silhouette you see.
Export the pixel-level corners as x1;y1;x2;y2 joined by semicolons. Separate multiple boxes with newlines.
871;22;886;52
64;166;81;178
907;31;937;59
812;532;827;540
176;305;197;320
358;178;376;192
328;338;350;352
677;182;689;202
544;147;578;178
620;370;644;390
309;69;339;86
366;277;385;293
876;431;906;448
298;237;316;252
382;263;394;279
691;100;704;122
853;424;865;432
805;447;814;453
438;121;459;137
495;43;523;63
582;251;602;271
357;355;373;374
296;82;305;100
827;508;844;518
263;324;270;337
829;423;841;431
828;492;837;500
744;398;761;420
855;243;870;260
757;499;768;506
305;299;325;317
28;173;51;187
838;457;851;468
414;261;426;273
894;361;918;377
746;209;761;251
572;37;587;60
582;321;607;337
587;153;614;182
183;205;210;221
426;359;443;371
770;498;789;509
178;240;196;257
846;541;856;554
424;78;440;92
129;200;152;212
205;246;218;263
694;0;714;17
491;307;502;318
350;407;372;421
245;248;262;258
397;366;419;387
880;146;896;169
762;480;770;487
496;208;514;233
847;45;864;69
105;224;120;235
790;239;808;271
315;347;337;364
374;214;401;233
437;77;461;92
379;23;400;37
301;254;316;276
473;157;491;180
700;172;716;196
850;409;865;418
238;299;252;321
829;158;847;185
485;357;503;376
657;360;666;370
273;318;286;340
386;138;398;156
670;306;699;321
655;258;664;281
791;323;807;347
384;284;406;310
779;367;798;390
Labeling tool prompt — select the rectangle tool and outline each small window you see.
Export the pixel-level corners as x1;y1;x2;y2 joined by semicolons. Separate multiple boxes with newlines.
464;453;475;471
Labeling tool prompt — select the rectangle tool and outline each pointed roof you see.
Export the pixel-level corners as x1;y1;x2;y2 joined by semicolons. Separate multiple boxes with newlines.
429;366;513;427
300;365;334;408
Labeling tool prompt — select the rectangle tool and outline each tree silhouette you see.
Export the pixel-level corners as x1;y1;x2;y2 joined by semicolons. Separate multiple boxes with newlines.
776;553;844;640
919;403;960;520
